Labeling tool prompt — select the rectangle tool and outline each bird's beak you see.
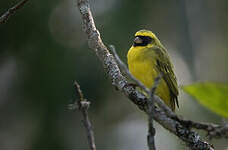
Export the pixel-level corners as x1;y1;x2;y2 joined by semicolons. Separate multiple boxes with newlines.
134;37;143;44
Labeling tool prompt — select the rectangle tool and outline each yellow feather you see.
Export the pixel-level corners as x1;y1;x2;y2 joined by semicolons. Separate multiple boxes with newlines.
127;30;178;111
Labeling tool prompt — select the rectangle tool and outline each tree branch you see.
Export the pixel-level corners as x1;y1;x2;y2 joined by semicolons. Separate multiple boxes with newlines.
74;81;96;150
179;119;228;139
110;45;158;150
75;0;222;149
147;77;162;150
0;0;29;24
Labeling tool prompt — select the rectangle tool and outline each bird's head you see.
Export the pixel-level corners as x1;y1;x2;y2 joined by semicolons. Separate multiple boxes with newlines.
133;29;161;47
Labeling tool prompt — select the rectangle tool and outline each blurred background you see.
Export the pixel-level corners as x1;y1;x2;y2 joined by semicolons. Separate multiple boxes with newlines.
0;0;228;149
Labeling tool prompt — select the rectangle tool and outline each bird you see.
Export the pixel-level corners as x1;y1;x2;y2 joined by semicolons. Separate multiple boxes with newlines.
127;29;179;111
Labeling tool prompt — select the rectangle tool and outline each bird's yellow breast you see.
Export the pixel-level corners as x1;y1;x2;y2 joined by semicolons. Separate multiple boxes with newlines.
127;46;171;107
127;46;157;87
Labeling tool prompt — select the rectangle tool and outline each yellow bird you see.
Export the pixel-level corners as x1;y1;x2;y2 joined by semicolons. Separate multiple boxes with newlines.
127;30;179;111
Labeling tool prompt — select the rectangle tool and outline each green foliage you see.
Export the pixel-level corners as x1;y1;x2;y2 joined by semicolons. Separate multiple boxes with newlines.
183;82;228;118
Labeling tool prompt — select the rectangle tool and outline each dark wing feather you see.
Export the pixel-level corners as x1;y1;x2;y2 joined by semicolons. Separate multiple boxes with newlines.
152;46;179;110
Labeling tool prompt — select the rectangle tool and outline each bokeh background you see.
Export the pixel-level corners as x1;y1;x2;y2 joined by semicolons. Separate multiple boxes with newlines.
0;0;228;149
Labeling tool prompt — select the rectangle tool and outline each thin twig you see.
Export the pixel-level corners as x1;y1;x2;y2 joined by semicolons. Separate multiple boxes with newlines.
0;0;29;24
147;92;157;150
150;75;162;96
179;119;228;139
76;0;216;149
74;81;85;101
147;76;162;150
74;81;96;150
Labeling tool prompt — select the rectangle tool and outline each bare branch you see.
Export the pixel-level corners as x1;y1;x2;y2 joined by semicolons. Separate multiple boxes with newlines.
74;81;85;101
76;0;216;149
110;45;157;150
147;117;156;150
150;75;162;96
147;76;162;150
179;119;228;139
0;0;29;24
74;81;96;150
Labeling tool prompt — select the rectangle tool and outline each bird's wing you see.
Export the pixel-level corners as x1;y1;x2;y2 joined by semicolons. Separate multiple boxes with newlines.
151;46;179;109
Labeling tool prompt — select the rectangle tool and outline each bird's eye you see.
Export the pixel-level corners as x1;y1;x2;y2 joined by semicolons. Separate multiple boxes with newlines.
134;37;143;44
133;36;153;46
